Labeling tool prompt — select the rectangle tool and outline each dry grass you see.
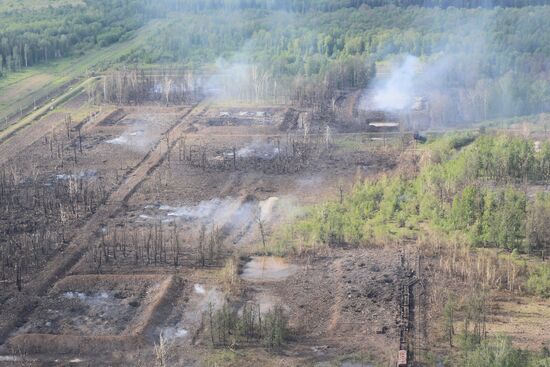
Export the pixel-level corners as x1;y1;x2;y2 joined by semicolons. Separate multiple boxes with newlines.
485;295;550;351
447;294;550;352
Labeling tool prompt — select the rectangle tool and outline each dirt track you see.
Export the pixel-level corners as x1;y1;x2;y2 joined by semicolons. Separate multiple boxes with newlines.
0;101;205;344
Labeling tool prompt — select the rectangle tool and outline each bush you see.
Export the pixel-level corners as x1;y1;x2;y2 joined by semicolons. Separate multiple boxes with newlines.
461;336;527;367
527;265;550;298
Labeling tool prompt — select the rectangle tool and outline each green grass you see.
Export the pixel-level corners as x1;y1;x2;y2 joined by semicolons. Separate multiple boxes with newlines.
0;77;96;142
475;112;550;132
202;349;239;366
333;134;403;152
0;19;164;126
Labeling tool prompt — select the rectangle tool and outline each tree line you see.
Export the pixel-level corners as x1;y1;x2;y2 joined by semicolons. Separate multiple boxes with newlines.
274;133;550;298
120;5;550;120
0;0;158;77
152;0;550;11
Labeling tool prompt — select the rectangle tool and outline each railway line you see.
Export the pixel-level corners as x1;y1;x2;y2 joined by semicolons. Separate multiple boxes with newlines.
398;253;425;367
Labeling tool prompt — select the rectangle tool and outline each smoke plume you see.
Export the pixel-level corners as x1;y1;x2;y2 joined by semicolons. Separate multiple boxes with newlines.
372;55;420;111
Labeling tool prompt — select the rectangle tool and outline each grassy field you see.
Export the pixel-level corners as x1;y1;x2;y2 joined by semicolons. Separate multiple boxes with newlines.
0;77;96;142
0;19;164;129
486;296;550;350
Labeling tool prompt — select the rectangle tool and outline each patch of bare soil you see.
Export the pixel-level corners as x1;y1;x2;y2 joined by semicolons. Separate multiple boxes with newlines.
8;274;164;335
235;247;406;365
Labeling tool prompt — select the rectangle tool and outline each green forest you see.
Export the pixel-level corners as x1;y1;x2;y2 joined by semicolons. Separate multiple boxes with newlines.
287;134;550;252
0;1;154;72
2;0;550;121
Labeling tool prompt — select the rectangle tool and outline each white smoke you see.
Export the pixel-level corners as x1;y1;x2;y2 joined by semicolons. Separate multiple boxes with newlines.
56;170;97;181
372;55;420;111
158;196;283;225
259;197;279;221
236;142;279;159
160;199;227;220
106;125;156;152
204;59;253;100
161;326;188;340
139;195;302;248
360;12;495;125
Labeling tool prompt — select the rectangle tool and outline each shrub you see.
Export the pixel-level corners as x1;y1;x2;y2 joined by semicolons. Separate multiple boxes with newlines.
527;265;550;298
461;336;526;367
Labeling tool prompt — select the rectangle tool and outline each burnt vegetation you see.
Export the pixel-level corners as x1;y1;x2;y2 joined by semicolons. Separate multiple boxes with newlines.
2;1;550;366
86;222;226;272
0;166;108;291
